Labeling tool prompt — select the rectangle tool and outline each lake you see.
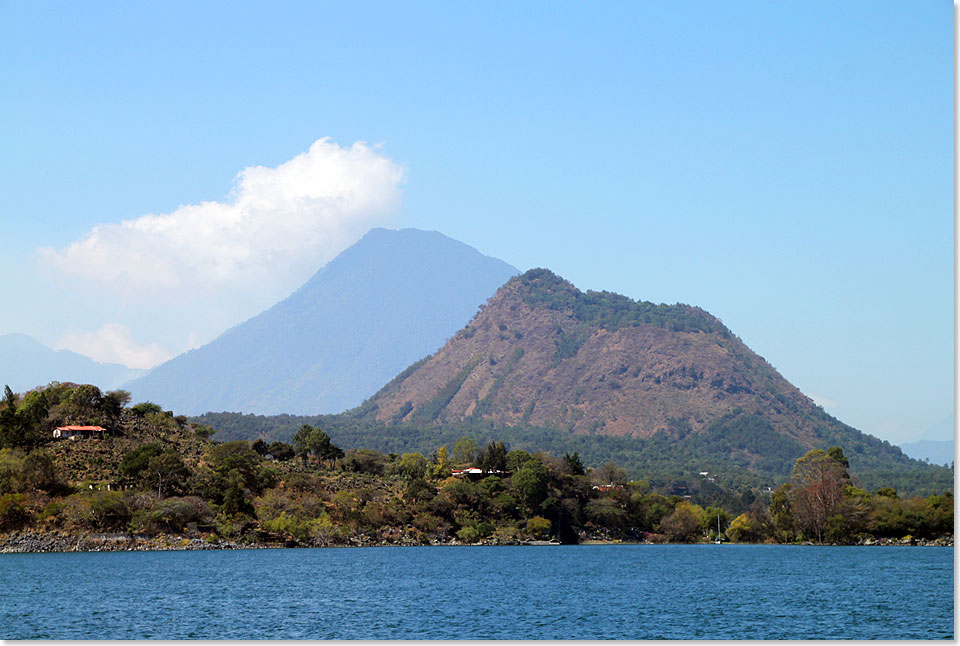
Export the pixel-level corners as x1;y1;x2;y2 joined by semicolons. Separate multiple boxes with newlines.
0;545;953;639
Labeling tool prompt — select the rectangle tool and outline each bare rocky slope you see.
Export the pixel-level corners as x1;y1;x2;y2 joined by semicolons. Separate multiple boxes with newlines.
347;268;928;481
365;269;833;444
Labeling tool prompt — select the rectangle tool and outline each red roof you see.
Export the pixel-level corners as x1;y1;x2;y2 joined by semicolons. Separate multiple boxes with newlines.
56;426;106;431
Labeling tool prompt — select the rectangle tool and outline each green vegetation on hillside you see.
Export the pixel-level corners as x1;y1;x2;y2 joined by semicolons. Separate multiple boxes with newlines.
1;383;951;547
193;408;953;499
517;268;728;335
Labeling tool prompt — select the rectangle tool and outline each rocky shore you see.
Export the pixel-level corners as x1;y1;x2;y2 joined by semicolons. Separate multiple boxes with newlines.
0;530;950;553
0;531;263;553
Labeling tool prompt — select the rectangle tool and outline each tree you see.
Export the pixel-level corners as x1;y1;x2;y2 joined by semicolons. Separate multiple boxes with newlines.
101;390;130;420
221;468;254;517
0;386;32;450
769;484;796;542
120;444;164;482
63;384;104;423
293;425;343;466
21;450;58;493
591;462;627;485
512;458;549;513
131;402;163;417
395;453;428;480
431;445;451;479
659;501;704;542
142;453;190;498
251;438;269;457
526;515;552;540
790;449;849;543
16;391;49;445
453;436;479;465
562;451;585;476
208;441;262;491
827;446;850;469
268;441;295;461
506;449;534;472
475;441;508;472
726;513;759;543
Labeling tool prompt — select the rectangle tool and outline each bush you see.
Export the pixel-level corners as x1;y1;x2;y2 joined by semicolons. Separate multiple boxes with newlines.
132;497;211;534
0;494;30;531
88;491;132;530
525;516;552;540
456;526;480;543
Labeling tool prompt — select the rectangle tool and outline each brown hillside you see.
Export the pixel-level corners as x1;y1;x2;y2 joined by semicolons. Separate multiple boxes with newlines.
365;269;824;449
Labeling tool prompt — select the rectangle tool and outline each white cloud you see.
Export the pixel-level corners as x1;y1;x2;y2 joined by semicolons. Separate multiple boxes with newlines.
38;138;406;297
807;392;838;410
58;323;173;369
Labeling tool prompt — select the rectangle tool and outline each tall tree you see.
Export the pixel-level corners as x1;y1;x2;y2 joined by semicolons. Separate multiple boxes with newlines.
790;449;849;543
452;436;479;465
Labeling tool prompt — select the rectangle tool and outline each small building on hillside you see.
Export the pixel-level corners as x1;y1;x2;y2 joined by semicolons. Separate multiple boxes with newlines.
53;425;106;440
451;468;510;480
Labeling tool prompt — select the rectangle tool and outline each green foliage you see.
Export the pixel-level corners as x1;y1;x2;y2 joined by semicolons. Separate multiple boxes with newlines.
131;402;163;417
393;453;428;480
452;436;479;465
21;450;59;493
525;515;552;539
512;458;549;512
132;497;211;534
659;501;704;542
141;453;191;498
475;441;508;472
517;268;727;335
563;451;585;476
208;441;262;490
268;441;295;461
293;425;344;465
87;491;132;530
221;469;254;518
0;493;30;531
120;444;164;481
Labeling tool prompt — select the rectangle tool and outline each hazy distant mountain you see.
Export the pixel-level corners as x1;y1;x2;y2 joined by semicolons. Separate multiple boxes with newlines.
125;228;519;415
0;333;145;392
899;440;954;467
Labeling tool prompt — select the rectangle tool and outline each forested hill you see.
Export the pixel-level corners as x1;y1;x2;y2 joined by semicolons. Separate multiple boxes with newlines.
125;228;518;415
194;269;952;497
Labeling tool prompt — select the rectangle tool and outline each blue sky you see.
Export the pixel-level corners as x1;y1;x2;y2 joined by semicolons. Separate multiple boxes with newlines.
0;1;953;445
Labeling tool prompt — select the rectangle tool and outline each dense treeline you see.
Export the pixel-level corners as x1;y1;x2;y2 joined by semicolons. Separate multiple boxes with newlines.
1;383;952;547
194;408;953;499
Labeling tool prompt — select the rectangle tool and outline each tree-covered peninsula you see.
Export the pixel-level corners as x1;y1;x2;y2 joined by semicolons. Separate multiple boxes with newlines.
0;382;952;551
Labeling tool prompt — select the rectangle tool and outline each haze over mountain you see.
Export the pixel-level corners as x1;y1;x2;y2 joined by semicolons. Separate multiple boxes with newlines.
125;228;518;416
899;440;954;467
0;333;144;392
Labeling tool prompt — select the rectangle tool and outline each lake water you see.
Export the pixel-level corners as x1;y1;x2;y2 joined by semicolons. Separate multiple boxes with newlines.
0;545;953;639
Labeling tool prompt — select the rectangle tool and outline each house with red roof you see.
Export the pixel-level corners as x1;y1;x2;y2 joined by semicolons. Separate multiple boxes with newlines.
53;425;106;440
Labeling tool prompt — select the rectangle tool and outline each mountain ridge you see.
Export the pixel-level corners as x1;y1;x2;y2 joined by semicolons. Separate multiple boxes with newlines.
0;333;144;392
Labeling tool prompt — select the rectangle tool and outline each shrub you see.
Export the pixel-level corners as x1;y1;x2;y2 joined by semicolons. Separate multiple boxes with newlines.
525;516;552;539
0;494;30;531
456;526;480;543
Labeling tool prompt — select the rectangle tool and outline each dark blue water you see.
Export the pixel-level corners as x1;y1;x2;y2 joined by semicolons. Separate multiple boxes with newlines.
0;545;953;639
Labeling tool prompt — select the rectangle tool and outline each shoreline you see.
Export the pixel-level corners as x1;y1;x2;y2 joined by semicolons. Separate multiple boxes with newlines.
0;531;951;553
